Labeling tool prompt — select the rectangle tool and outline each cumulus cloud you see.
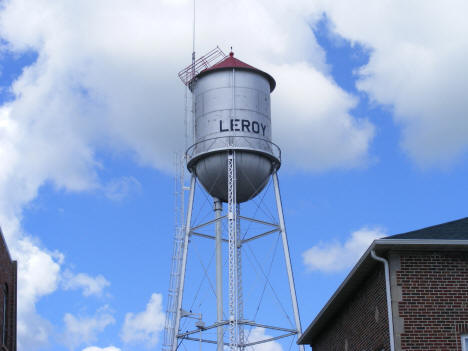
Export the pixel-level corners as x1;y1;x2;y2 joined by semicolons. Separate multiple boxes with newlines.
121;293;165;347
62;271;110;297
0;218;111;349
303;227;385;272
0;0;378;348
247;327;283;351
62;307;115;350
0;0;373;189
270;62;374;170
315;0;468;166
82;347;121;351
102;176;141;202
0;1;464;347
0;217;62;350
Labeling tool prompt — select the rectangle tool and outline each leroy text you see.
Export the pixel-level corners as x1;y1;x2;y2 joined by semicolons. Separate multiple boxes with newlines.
219;119;267;136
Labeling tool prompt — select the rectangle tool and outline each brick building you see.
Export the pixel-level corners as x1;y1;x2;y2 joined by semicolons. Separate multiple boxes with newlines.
298;217;468;351
0;228;17;351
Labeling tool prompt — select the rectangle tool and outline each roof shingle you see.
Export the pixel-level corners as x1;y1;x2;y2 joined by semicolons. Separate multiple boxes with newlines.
384;217;468;240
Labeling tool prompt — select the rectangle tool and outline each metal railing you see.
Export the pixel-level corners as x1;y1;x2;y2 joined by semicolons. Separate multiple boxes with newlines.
178;47;227;86
185;136;281;165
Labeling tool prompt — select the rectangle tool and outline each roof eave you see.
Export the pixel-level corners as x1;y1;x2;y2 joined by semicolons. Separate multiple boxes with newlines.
374;238;468;247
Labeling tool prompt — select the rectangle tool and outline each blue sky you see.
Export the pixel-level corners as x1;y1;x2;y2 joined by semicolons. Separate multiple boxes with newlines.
1;1;468;350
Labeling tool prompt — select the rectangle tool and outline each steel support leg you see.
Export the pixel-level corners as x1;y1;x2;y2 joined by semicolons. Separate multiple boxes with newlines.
214;198;224;351
173;174;196;351
272;172;305;351
236;203;245;351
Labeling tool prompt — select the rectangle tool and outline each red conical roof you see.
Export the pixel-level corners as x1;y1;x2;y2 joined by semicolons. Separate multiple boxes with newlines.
197;52;276;92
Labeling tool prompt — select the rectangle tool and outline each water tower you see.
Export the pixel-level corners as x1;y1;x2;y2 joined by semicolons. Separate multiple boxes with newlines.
163;48;304;351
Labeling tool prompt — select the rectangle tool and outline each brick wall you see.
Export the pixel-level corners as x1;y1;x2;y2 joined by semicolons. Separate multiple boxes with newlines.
312;266;390;351
396;251;468;351
0;232;17;351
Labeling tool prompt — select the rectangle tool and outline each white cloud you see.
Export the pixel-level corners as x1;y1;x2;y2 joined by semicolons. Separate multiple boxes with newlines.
0;0;377;348
315;0;468;166
0;0;373;190
270;62;374;170
121;293;165;347
247;327;283;351
62;271;111;297
62;307;115;350
1;217;61;350
102;176;141;202
303;227;384;272
16;300;53;351
82;347;121;351
0;1;465;347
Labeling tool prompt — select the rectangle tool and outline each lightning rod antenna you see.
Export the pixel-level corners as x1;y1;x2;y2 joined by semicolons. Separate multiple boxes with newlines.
190;0;196;145
192;0;196;64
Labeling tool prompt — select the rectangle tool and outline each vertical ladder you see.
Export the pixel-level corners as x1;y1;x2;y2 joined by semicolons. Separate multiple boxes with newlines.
162;155;186;351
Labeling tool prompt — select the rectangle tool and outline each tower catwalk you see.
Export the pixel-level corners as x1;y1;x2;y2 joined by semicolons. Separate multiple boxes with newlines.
168;49;304;351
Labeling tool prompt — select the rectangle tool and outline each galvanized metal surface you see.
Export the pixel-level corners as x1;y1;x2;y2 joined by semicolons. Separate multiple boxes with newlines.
172;53;304;351
177;320;298;347
172;175;196;351
187;66;280;202
236;203;245;351
192;69;273;155
171;176;306;351
193;150;274;203
214;198;224;351
178;47;226;86
162;156;187;351
227;151;238;350
273;172;305;351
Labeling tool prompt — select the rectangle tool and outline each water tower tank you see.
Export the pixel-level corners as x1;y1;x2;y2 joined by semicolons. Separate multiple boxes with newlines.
186;52;281;203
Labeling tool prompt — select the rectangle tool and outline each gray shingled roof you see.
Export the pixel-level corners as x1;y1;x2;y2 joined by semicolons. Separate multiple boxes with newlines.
384;217;468;240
